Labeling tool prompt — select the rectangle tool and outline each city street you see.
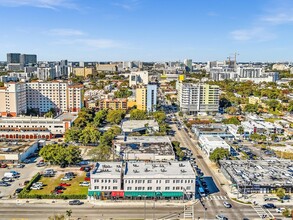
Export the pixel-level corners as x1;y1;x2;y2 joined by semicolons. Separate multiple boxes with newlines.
0;202;184;220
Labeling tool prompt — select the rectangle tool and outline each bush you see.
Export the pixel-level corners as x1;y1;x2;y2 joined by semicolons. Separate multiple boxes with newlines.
18;172;41;198
18;193;87;200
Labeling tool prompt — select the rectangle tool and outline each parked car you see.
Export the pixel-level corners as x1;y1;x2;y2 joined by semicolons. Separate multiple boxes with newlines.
55;186;66;190
16;164;25;168
0;181;9;187
23;159;31;164
2;177;13;182
23;180;30;185
216;214;228;220
262;203;276;209
15;188;23;194
276;207;285;213
61;176;72;181
36;162;46;167
51;189;63;194
223;201;232;208
30;185;41;190
0;163;7;168
79;181;90;187
69;200;83;205
59;182;71;187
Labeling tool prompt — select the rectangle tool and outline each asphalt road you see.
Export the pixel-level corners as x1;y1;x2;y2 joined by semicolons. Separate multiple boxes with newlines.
0;203;184;220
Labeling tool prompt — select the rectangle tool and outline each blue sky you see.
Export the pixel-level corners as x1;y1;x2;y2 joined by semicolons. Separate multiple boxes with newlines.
0;0;293;62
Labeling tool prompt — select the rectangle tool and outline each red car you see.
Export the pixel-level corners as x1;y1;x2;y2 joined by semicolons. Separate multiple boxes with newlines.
0;164;7;168
84;177;90;181
59;182;71;187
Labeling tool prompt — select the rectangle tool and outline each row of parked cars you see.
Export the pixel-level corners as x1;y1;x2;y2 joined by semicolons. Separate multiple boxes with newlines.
0;171;20;187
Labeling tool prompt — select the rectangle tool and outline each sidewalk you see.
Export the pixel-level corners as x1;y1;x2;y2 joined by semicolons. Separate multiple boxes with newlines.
0;198;187;207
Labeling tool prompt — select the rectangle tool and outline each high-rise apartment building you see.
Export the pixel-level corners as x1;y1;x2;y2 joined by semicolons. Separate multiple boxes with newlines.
20;54;37;66
0;82;27;117
136;84;157;112
0;82;83;117
129;71;149;87
177;82;219;115
7;53;21;64
184;59;192;72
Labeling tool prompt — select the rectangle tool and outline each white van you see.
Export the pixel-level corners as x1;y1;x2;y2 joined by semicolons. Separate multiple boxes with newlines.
4;172;16;178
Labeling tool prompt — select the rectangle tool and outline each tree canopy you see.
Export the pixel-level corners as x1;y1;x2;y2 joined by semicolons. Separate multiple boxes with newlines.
39;144;81;165
130;109;147;120
209;148;230;164
106;110;125;124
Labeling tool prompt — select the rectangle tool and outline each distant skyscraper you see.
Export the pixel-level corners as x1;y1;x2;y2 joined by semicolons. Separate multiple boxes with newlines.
20;54;37;67
146;84;157;112
7;53;20;64
184;59;192;72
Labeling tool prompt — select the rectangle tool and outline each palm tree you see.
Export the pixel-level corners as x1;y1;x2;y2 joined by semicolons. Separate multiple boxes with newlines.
66;210;72;220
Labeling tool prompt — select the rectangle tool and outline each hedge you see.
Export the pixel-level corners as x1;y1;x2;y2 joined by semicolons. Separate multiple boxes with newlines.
18;172;41;198
18;194;87;199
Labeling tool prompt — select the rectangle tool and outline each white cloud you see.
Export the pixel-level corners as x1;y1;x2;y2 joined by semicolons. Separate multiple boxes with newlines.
0;0;77;10
112;0;140;10
47;28;85;36
230;27;275;41
262;12;293;25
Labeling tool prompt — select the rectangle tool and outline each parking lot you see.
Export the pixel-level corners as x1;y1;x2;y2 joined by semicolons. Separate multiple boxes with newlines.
0;157;46;198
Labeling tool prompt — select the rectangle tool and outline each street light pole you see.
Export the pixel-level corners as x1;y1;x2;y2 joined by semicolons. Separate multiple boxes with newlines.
144;196;146;220
204;208;207;220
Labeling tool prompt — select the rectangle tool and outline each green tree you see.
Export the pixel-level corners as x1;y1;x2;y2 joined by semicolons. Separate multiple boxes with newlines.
94;109;108;127
73;108;94;128
107;125;122;136
282;208;292;218
266;99;280;111
0;82;4;87
237;126;244;135
114;88;132;98
152;111;166;124
88;144;112;161
275;188;286;199
244;104;258;113
79;124;101;145
44;108;56;118
64;127;81;143
209;148;230;164
39;144;81;165
106;110;125;124
178;111;183;117
287;101;293;112
250;133;266;142
66;209;72;219
225;106;237;115
130;109;147;120
222;117;240;125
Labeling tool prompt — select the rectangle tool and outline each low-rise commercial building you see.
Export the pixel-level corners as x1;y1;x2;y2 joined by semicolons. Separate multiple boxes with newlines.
115;136;175;161
191;124;234;139
121;120;159;135
88;162;123;199
0;113;77;139
0;140;45;163
220;159;293;194
198;135;230;156
124;161;195;199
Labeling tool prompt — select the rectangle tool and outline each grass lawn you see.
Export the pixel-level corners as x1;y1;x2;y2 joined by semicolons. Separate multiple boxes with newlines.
28;172;88;196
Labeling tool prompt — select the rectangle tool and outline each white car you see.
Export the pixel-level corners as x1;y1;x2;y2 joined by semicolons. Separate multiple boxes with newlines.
276;207;285;213
79;181;90;187
30;185;41;190
34;182;43;187
61;176;72;181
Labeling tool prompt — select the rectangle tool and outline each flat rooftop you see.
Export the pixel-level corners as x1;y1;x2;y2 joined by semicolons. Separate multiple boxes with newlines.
121;120;159;132
125;161;195;179
91;162;123;178
220;159;293;187
115;136;174;157
0;140;37;153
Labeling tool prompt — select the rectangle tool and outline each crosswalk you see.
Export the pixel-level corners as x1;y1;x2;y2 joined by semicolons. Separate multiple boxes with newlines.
252;205;274;219
201;195;228;201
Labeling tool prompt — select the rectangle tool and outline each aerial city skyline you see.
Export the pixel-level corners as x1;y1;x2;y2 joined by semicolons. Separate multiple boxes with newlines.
0;1;293;220
0;0;293;61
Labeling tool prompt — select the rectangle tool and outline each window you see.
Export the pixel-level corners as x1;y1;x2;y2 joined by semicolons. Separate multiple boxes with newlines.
165;180;170;184
156;187;161;190
147;187;152;190
113;186;117;190
147;180;152;183
165;187;170;190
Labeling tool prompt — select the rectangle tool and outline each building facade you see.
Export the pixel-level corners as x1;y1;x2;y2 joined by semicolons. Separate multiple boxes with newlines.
129;71;149;87
0;82;27;117
136;84;157;112
177;82;219;115
99;98;128;110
